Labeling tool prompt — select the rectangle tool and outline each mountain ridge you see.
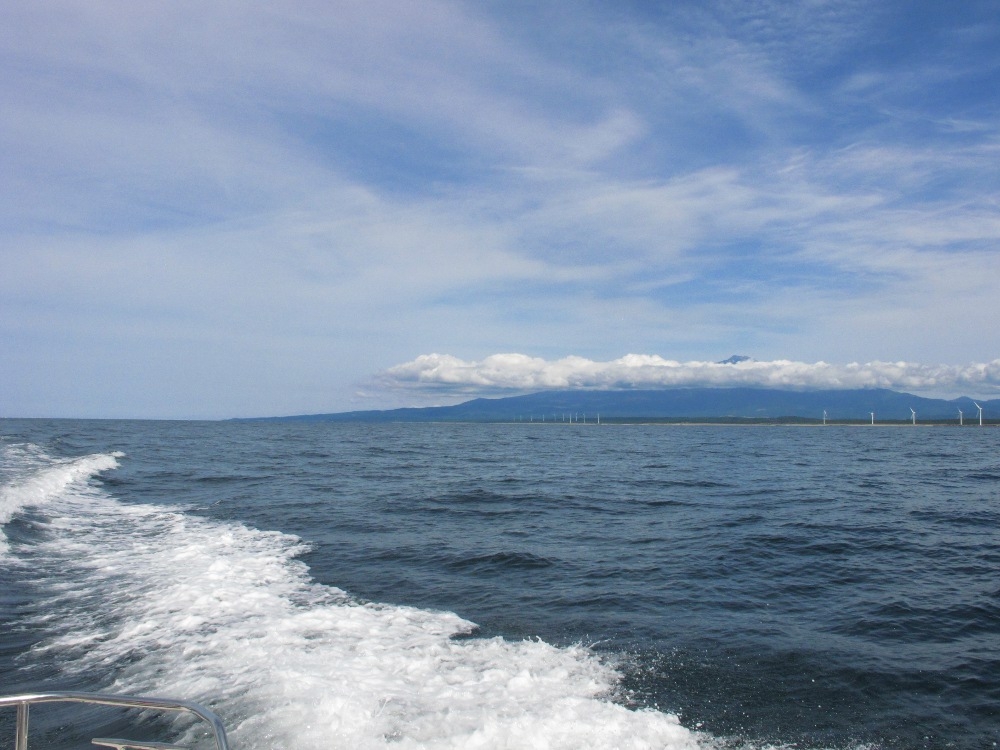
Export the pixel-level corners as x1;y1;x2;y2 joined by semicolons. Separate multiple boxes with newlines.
236;387;1000;423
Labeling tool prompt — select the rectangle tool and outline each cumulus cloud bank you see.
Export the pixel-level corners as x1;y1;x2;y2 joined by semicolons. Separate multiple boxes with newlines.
381;354;1000;396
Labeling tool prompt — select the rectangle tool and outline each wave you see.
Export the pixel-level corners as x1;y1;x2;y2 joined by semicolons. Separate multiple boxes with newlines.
0;443;123;554
443;550;555;573
0;444;702;750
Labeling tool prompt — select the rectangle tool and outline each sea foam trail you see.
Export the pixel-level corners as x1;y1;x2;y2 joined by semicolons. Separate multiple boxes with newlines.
0;443;122;554
1;445;704;750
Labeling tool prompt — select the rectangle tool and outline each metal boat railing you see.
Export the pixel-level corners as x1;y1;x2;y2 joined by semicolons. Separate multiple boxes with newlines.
0;692;229;750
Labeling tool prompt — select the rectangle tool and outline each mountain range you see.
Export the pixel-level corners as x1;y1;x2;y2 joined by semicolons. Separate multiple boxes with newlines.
242;388;999;423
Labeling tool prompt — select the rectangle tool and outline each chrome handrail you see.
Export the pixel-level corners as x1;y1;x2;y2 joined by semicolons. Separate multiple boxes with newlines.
0;692;229;750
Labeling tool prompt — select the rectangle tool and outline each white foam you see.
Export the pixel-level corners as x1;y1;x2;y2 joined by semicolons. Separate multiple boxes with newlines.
3;445;705;750
0;443;122;554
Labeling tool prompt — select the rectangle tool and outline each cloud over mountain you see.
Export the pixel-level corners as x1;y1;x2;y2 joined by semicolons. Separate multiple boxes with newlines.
380;354;1000;396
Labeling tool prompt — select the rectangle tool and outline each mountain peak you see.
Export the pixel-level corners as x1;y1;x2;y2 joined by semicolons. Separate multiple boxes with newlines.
718;355;752;365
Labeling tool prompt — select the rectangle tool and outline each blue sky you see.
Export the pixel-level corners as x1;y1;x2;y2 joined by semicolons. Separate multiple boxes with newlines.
2;1;1000;418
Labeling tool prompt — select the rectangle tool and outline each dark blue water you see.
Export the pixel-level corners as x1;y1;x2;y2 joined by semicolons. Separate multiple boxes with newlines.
1;419;998;749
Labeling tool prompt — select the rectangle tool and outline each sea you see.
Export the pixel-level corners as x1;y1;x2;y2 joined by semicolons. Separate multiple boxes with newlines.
1;419;998;750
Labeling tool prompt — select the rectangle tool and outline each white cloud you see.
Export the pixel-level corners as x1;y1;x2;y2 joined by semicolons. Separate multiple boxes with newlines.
380;354;1000;396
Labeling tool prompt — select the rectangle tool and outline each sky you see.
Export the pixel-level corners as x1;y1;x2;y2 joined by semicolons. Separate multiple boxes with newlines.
2;1;1000;419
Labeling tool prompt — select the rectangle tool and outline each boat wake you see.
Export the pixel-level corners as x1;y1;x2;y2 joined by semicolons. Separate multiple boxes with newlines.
0;443;703;750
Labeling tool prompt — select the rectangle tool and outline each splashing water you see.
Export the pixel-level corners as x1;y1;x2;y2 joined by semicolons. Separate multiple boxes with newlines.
1;443;702;750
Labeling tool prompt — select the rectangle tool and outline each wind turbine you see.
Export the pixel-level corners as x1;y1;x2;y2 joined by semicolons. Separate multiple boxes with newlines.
910;407;916;425
870;411;875;425
959;408;963;426
823;410;828;426
974;402;983;426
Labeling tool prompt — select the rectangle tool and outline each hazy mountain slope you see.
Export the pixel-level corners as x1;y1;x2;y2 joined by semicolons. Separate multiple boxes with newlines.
240;388;1000;422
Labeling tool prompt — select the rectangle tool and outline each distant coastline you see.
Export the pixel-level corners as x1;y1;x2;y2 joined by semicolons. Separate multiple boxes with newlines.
234;387;999;424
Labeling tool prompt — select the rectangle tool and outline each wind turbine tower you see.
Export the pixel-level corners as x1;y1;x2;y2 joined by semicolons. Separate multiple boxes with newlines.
959;409;963;426
870;412;875;425
910;408;917;425
974;402;983;426
823;410;828;426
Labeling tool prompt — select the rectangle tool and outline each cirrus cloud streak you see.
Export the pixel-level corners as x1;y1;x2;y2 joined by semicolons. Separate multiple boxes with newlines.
380;354;1000;397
